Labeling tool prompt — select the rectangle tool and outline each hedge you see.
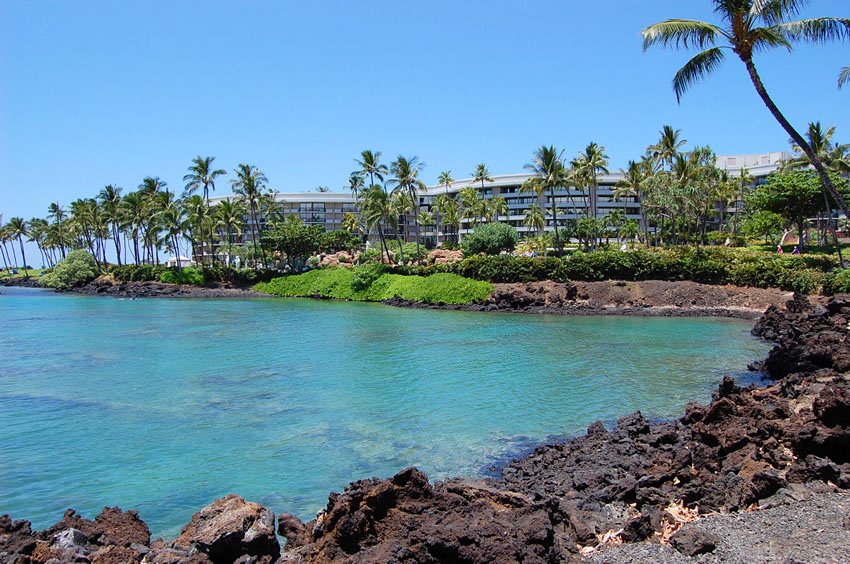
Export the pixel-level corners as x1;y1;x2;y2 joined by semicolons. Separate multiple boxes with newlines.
255;267;493;304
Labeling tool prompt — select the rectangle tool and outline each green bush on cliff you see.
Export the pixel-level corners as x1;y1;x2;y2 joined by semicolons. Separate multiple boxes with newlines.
823;268;850;295
159;267;206;286
41;250;98;290
461;222;518;256
255;268;492;304
110;264;166;282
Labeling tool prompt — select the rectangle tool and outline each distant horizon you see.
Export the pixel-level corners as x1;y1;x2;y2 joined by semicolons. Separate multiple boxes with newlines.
2;0;847;221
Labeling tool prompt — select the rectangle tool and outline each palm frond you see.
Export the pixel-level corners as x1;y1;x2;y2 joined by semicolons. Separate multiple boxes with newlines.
751;27;793;53
839;66;850;90
750;0;806;26
641;20;725;51
778;17;850;44
673;47;726;102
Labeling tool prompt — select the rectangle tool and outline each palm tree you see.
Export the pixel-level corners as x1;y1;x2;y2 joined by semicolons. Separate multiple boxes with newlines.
615;160;650;243
214;198;246;266
839;66;850;89
523;145;570;253
459;186;484;230
577;142;609;220
647;125;687;170
388;156;427;261
184;157;226;264
486;196;508;223
471;163;493;193
230;164;268;266
348;173;365;201
442;199;461;245
7;217;29;277
47;202;68;259
342;212;360;234
437;171;454;192
120;191;146;264
523;203;546;237
184;156;227;205
360;184;391;261
642;1;850;220
786;122;850;173
98;185;124;265
355;150;389;188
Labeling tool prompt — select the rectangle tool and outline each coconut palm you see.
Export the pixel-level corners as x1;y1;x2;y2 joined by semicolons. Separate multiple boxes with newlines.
388;155;427;261
486;196;508;223
647;125;687;170
615;160;650;243
471;163;493;192
47;202;68;259
437;171;454;192
360;184;391;261
7;217;29;276
230;164;269;266
786;122;850;174
184;156;227;205
348;173;365;201
98;185;124;265
523;203;546;237
342;212;360;234
214;198;246;266
523;145;570;253
577;142;609;220
840;66;850;89
459;186;485;229
642;0;850;220
355;150;389;188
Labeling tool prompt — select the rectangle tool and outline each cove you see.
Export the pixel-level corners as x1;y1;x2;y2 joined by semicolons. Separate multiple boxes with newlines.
0;287;771;537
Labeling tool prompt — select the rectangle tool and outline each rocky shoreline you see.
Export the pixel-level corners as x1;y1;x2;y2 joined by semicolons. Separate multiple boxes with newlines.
386;280;793;319
3;290;848;562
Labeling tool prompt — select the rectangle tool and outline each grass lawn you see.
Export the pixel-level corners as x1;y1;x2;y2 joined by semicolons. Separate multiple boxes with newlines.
0;268;45;279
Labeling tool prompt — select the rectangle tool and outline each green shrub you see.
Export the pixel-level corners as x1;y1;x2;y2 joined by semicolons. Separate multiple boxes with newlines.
255;268;492;304
452;255;567;283
461;223;518;256
159;267;206;286
110;264;166;282
822;269;850;295
351;263;387;291
41;250;98;289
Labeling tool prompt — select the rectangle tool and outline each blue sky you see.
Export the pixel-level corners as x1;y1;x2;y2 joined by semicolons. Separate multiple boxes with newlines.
1;0;848;223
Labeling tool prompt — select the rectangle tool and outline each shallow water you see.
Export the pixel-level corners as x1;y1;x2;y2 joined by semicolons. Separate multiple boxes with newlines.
0;287;770;537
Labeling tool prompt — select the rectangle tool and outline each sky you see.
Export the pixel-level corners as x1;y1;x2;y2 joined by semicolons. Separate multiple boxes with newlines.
1;0;848;226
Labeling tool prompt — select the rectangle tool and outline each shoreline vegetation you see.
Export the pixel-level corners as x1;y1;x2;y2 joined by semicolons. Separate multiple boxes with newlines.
2;293;848;562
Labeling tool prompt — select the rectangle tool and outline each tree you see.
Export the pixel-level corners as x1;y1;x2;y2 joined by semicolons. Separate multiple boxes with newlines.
184;157;226;264
262;216;323;272
214;198;246;267
614;160;650;242
839;66;850;89
523;145;570;253
7;217;29;276
388;155;427;261
360;184;391;261
459;186;485;229
41;250;98;289
471;163;493;192
642;1;850;222
747;170;847;251
98;185;124;265
523;203;546;236
315;186;330;192
742;210;786;245
647;125;686;169
574;142;609;220
230;164;269;266
355;150;388;188
461;222;517;256
486;196;508;223
342;212;359;234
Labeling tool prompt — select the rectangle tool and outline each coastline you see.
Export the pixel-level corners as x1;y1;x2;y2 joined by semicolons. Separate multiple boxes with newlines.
8;276;794;320
2;284;847;561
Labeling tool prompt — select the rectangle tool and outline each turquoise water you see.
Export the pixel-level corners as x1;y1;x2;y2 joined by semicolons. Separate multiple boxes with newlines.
0;287;770;537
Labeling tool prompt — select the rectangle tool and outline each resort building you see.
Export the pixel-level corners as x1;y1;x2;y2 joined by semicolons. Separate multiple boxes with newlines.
203;152;789;258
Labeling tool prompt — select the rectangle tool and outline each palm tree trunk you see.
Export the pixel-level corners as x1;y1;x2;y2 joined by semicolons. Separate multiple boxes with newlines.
548;187;561;254
743;58;850;248
17;237;28;277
